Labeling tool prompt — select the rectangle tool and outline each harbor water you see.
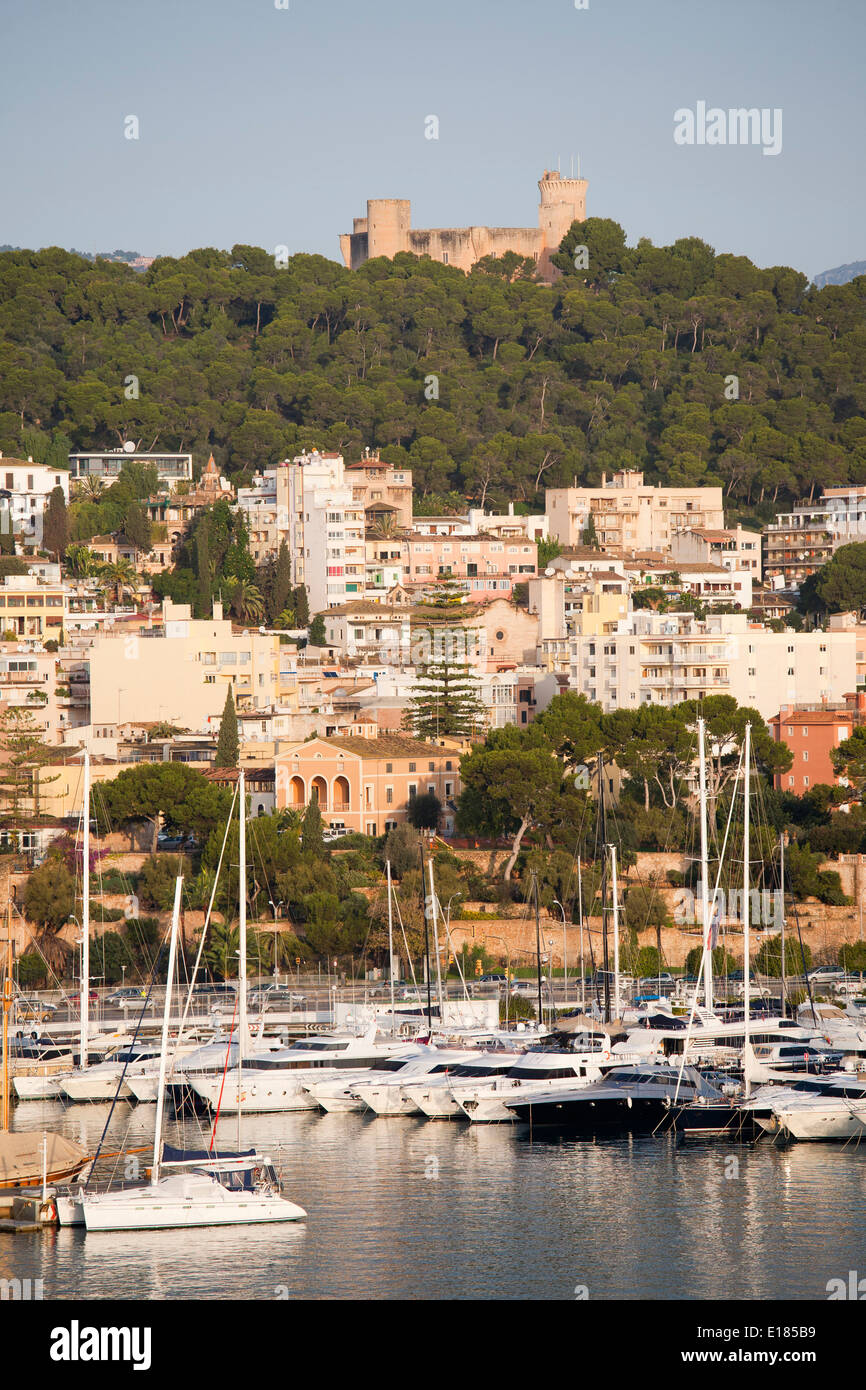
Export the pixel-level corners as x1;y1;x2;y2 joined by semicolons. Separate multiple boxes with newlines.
2;1100;865;1300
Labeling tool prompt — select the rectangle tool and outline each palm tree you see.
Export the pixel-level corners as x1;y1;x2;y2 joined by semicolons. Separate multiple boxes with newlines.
79;476;105;502
64;543;96;578
230;579;265;624
99;558;138;606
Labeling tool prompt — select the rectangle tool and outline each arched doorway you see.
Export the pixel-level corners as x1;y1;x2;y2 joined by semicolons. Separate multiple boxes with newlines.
310;776;328;811
333;775;350;813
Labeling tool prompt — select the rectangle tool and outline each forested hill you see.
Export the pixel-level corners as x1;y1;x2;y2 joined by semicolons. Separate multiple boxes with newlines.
1;219;865;517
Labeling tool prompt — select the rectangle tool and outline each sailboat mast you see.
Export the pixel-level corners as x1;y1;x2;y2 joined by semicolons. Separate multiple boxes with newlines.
151;876;182;1186
611;845;620;1019
780;832;786;1020
698;717;713;1012
743;723;751;1093
2;904;11;1132
419;839;433;1031
386;860;396;1037
533;872;543;1026
427;857;445;1030
598;751;611;1023
81;749;91;1070
578;857;585;1013
238;768;248;1060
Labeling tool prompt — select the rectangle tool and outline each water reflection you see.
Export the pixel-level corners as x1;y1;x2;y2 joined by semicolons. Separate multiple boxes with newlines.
4;1102;865;1299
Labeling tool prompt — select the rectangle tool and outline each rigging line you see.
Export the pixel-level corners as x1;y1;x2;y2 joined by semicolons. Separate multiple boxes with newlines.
83;923;172;1189
175;782;239;1043
208;988;240;1152
674;744;744;1105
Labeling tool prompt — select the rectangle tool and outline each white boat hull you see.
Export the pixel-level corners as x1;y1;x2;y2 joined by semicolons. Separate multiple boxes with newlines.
13;1073;70;1100
191;1075;319;1114
61;1070;134;1102
353;1084;423;1116
82;1173;306;1230
772;1101;866;1141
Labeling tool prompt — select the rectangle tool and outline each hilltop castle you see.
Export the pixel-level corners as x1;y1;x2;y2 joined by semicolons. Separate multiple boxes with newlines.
339;170;587;282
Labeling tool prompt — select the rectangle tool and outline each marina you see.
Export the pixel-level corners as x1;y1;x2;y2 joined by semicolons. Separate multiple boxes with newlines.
3;1095;866;1301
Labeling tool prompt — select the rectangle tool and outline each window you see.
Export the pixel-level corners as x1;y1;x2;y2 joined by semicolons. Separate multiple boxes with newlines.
787;725;794;735
386;787;393;805
802;750;808;761
803;776;809;787
802;727;808;737
408;762;416;772
445;782;453;797
408;784;417;799
385;762;393;773
428;762;434;772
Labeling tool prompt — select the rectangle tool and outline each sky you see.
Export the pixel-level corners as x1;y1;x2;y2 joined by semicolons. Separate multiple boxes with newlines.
0;0;863;280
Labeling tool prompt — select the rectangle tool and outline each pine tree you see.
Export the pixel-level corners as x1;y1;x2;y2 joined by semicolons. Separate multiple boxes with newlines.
269;541;293;624
0;706;61;815
42;485;68;558
0;506;14;555
301;797;325;856
581;513;599;549
404;626;485;741
293;584;309;626
214;685;239;768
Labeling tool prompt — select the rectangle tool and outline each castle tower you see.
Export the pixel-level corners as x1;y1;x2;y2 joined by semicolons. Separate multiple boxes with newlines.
538;169;588;251
367;199;411;260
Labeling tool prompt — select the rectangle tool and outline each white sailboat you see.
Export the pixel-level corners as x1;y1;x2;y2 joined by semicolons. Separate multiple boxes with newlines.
82;801;307;1230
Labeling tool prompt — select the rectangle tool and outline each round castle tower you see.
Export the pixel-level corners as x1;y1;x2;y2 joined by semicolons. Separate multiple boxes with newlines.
538;169;588;249
367;199;411;260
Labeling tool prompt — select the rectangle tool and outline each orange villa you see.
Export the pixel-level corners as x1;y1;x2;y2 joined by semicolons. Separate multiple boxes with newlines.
275;735;461;835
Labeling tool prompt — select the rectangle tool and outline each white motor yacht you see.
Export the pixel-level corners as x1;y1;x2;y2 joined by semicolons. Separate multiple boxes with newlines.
189;1031;411;1114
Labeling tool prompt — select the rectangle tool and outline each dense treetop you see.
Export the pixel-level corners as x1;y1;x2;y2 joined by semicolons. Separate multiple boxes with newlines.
1;226;864;517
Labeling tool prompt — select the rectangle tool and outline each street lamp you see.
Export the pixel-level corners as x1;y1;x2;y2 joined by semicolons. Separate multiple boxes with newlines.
268;899;284;984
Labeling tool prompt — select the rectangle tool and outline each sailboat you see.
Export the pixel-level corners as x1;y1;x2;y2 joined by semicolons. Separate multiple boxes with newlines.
0;900;89;1189
81;780;306;1230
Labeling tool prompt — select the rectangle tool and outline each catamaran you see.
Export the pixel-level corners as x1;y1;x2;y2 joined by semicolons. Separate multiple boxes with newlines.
81;796;307;1230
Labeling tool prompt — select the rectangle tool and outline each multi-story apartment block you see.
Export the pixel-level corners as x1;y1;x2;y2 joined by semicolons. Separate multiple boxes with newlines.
768;703;861;794
763;506;836;589
546;471;724;552
764;487;866;589
0;575;70;640
346;450;413;528
69;448;193;491
0;454;69;547
403;533;537;599
670;525;762;582
86;600;298;750
567;611;856;719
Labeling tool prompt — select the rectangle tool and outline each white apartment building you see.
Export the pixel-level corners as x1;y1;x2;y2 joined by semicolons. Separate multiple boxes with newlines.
68;449;193;490
0;455;69;546
237;451;367;610
546;470;724;551
670;525;762;582
467;504;549;542
567;611;856;720
87;600;296;751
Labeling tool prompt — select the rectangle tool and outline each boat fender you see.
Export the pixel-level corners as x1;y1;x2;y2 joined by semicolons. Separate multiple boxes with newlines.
602;1049;610;1061
41;1201;57;1223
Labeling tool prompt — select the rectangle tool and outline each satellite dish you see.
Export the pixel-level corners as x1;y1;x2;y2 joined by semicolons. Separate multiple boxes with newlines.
122;440;135;453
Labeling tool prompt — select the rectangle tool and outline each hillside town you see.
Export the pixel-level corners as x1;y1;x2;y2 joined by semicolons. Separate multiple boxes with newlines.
2;442;866;986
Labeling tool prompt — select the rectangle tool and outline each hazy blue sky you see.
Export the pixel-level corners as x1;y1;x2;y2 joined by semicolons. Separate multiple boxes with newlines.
1;0;862;279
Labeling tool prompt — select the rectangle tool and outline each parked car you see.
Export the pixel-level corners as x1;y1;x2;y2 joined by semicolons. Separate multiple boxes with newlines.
322;827;350;843
68;990;99;1006
807;965;847;981
248;985;304;1009
156;832;198;853
511;978;547;995
14;999;57;1022
192;982;237;998
105;986;147;1007
478;973;508;985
